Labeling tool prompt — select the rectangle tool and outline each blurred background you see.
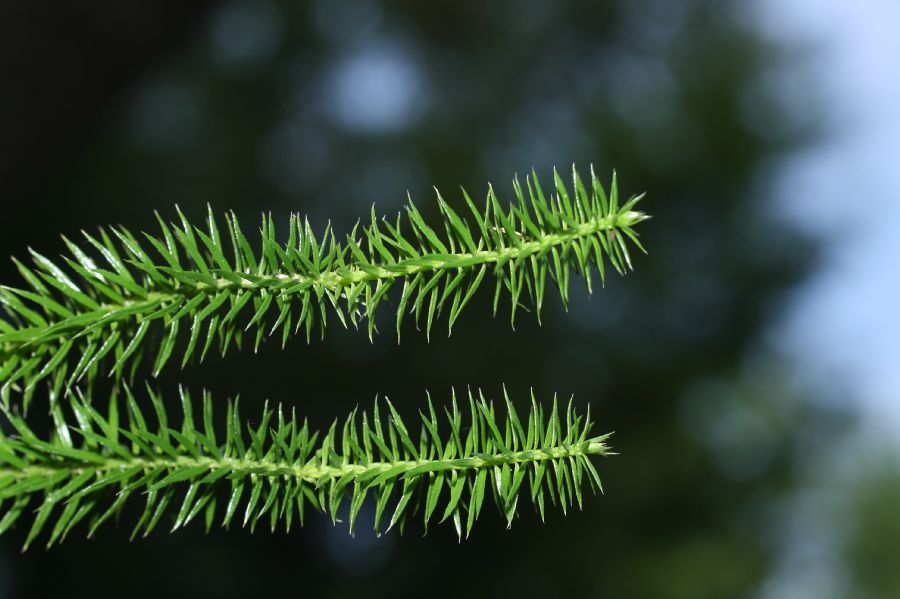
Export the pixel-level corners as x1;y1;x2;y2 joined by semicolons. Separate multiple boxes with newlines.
0;1;898;597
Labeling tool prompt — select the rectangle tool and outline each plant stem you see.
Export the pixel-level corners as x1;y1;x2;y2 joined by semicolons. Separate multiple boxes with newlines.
0;438;610;485
0;213;635;349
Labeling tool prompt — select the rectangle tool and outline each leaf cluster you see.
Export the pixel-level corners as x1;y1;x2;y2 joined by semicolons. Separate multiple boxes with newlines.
0;166;647;406
0;164;645;548
0;386;609;549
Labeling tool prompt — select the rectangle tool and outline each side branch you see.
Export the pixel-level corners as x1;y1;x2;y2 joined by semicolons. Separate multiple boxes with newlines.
0;387;611;547
1;439;610;483
0;165;648;406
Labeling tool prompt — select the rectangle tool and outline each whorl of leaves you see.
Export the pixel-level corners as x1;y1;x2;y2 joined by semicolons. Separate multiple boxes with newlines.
0;387;610;549
0;166;648;407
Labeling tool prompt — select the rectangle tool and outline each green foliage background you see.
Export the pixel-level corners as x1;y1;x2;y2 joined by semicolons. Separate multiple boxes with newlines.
0;1;872;598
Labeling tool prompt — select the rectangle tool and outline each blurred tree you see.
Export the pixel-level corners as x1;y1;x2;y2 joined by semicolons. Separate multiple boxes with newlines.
843;462;900;599
0;1;848;598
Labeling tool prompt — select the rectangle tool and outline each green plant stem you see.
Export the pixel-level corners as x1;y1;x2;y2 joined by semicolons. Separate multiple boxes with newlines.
0;166;649;407
0;212;639;349
1;439;609;483
0;387;612;546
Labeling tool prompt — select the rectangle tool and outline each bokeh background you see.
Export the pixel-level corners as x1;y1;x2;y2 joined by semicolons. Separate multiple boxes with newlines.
1;1;898;597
